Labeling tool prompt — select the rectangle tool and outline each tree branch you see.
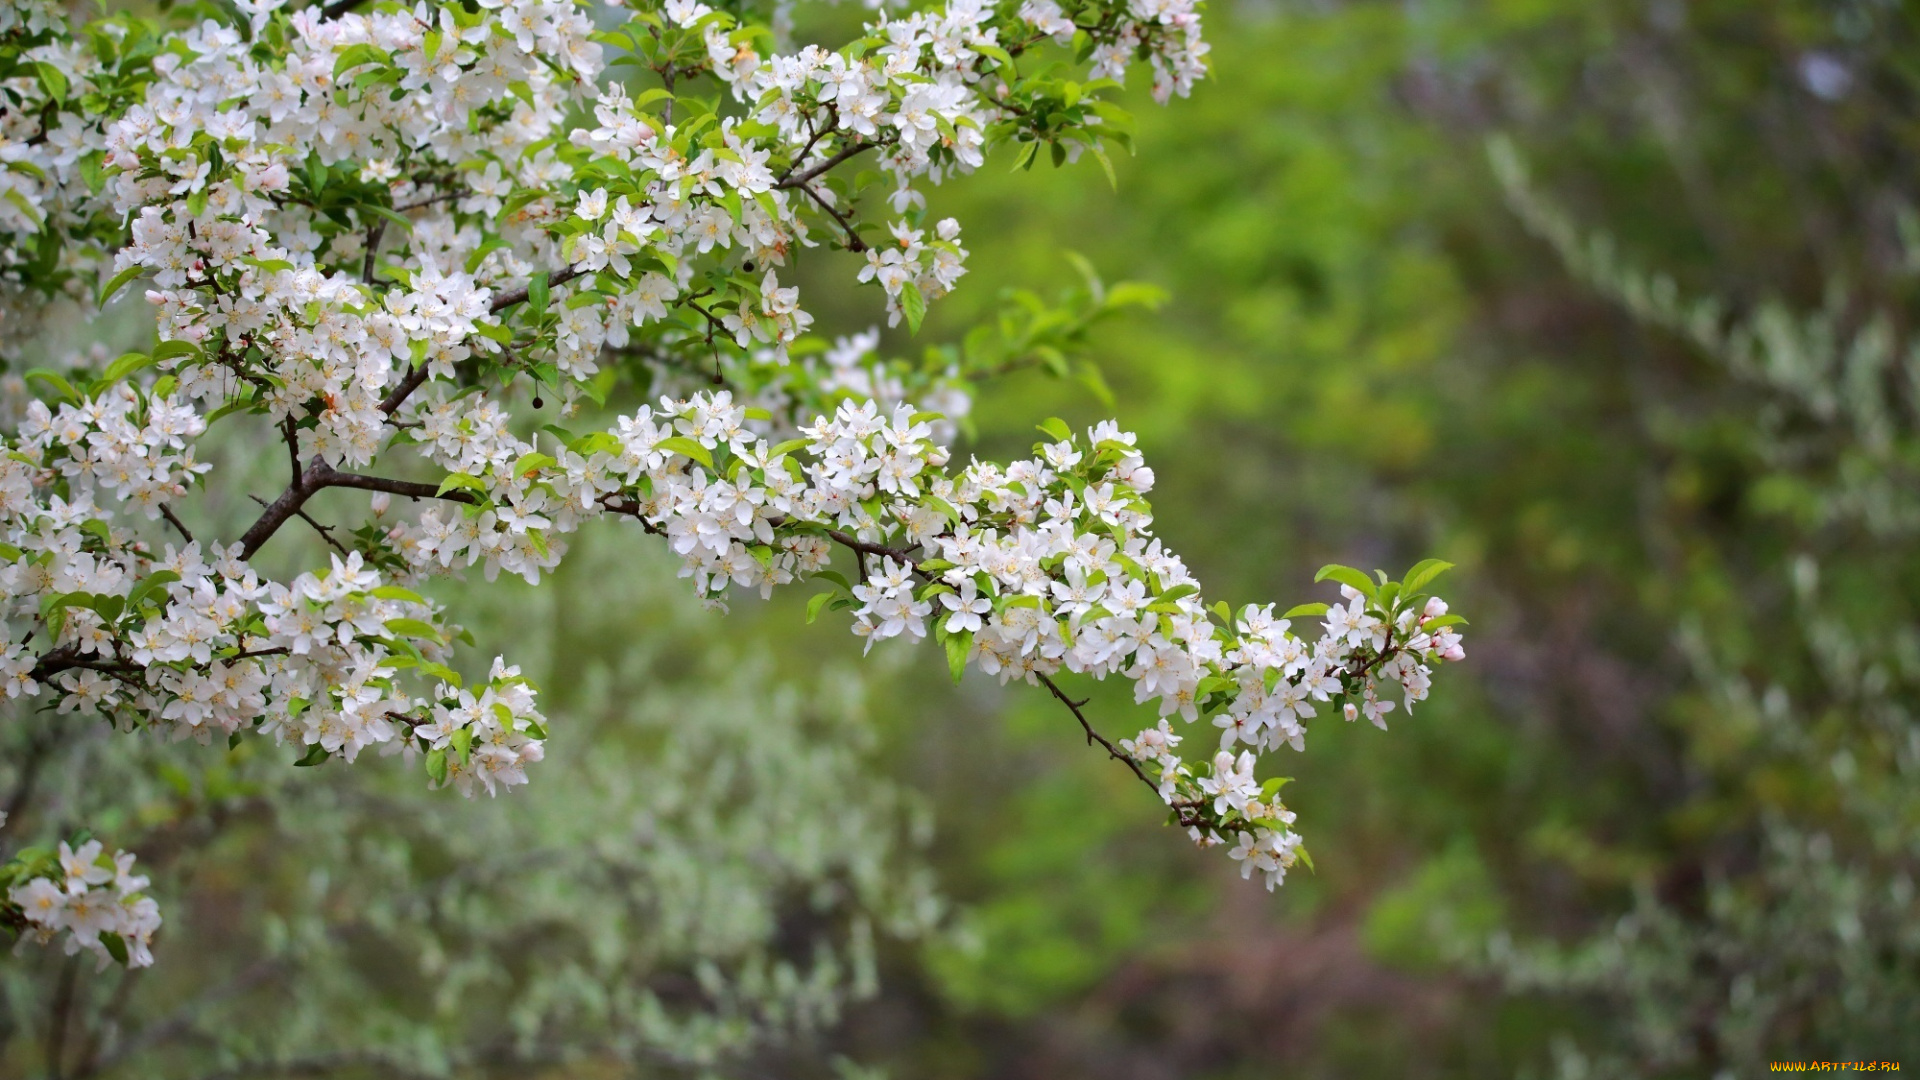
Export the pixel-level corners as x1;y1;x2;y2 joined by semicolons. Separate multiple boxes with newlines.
390;189;465;213
158;504;193;544
236;458;325;559
795;183;868;253
361;219;385;286
823;529;913;562
773;140;875;190
1036;672;1165;797
236;461;476;558
487;265;586;314
28;649;138;680
323;470;473;504
250;495;347;556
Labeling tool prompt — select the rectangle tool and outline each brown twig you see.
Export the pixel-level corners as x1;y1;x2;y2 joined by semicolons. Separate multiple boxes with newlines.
361;219;385;286
235;460;475;558
249;495;348;556
795;183;868;253
158;504;193;544
1037;672;1162;794
772;140;875;190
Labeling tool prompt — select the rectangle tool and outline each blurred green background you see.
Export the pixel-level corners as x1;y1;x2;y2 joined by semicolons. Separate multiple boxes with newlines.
815;0;1920;1072
7;0;1920;1076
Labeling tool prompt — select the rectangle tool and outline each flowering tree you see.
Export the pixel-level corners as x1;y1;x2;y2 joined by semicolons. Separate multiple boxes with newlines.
0;0;1464;973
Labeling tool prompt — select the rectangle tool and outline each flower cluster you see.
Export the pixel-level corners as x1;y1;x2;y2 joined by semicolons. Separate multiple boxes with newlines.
0;0;1460;971
12;382;210;521
392;389;1464;890
2;838;161;971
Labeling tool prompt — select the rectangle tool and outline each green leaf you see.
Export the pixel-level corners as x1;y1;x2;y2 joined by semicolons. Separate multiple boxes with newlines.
464;236;509;275
511;451;556;477
527;271;550;316
32;61;67;102
39;591;87;640
101;351;155;385
425;747;448;783
1036;417;1073;442
900;280;927;334
293;744;329;767
1157;583;1199;604
806;590;835;624
25;369;80;404
435;472;488;497
1281;602;1330;619
370;585;426;603
358;202;415;234
383;617;442;640
151;339;200;364
450;726;473;765
1088;142;1119;191
944;629;973;684
1313;563;1377;599
92;594;123;624
1402;558;1455;594
332;42;387;81
100;931;128;966
654;436;713;470
204;397;259;425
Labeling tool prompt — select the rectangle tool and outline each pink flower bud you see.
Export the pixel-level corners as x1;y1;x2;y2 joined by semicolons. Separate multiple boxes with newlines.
1423;596;1448;619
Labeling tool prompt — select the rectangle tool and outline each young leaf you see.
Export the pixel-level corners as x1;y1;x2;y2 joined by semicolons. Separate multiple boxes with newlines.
944;629;973;684
1313;563;1377;599
383;617;443;639
901;280;927;334
655;436;714;470
1403;558;1456;594
527;270;550;316
102;351;155;385
806;591;835;624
